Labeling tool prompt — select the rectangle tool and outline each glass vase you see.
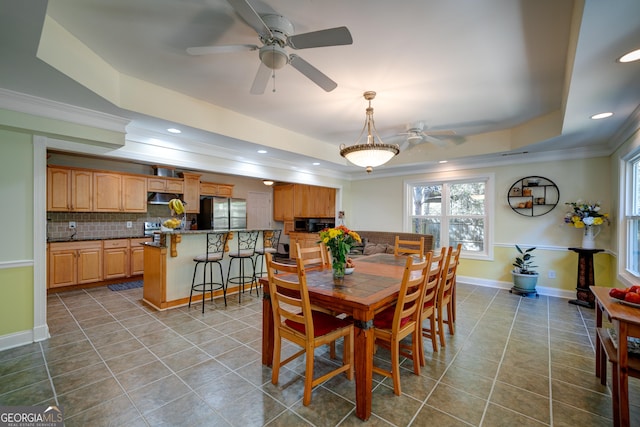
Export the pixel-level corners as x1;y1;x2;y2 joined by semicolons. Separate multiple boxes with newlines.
331;258;346;284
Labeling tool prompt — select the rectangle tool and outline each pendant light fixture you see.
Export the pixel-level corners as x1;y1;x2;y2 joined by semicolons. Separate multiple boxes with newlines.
340;91;400;173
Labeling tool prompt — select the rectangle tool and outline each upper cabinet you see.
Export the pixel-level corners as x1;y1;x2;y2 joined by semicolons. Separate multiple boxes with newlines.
180;172;201;214
147;177;184;193
47;167;93;212
274;184;335;220
273;184;294;221
47;165;234;214
200;182;234;197
93;172;147;213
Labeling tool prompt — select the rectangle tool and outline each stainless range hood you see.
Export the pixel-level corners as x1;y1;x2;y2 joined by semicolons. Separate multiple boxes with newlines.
147;166;182;205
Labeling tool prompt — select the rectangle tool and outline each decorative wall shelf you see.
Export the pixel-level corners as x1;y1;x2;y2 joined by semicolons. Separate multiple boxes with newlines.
507;176;559;217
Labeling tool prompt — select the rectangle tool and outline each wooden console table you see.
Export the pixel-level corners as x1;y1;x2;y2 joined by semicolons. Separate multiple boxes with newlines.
568;247;603;308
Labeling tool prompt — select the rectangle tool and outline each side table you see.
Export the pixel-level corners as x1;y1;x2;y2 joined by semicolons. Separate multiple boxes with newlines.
568;247;603;308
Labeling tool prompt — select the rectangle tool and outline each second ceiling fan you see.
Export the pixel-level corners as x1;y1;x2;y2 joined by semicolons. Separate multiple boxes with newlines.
187;0;353;94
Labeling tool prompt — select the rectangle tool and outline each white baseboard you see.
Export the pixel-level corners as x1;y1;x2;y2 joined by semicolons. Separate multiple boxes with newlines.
0;327;50;352
457;275;576;300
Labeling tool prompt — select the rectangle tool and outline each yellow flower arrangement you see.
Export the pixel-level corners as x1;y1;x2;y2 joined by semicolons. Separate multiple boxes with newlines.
564;201;609;228
318;225;361;276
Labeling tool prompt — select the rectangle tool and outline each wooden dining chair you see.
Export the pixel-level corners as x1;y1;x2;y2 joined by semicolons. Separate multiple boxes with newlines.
265;253;354;406
419;247;447;363
296;242;331;270
596;327;640;427
393;235;425;256
449;243;462;323
436;246;457;347
372;253;431;396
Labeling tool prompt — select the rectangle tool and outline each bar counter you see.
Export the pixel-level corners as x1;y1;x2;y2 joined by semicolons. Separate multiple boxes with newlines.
142;229;265;310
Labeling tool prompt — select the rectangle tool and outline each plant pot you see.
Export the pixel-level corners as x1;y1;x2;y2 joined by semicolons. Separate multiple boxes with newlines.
511;271;539;291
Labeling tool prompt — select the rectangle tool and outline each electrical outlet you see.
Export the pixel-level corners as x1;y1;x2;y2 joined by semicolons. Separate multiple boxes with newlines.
68;221;76;229
548;270;556;279
126;221;133;228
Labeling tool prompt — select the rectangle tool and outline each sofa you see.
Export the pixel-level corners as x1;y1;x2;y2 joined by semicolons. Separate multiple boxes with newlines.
349;231;434;257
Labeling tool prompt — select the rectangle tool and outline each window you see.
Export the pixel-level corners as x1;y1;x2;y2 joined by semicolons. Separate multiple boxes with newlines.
406;174;493;259
625;154;640;277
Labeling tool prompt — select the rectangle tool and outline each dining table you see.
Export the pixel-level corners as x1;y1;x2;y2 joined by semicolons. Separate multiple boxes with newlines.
260;252;411;421
591;286;640;426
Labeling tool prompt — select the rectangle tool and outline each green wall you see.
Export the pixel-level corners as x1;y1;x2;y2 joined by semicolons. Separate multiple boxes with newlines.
0;129;34;335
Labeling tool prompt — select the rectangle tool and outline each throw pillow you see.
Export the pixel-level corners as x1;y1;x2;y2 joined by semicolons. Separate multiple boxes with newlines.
363;243;388;255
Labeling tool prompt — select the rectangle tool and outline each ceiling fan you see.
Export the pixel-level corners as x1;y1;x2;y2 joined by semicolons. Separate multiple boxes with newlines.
187;0;353;94
396;122;462;149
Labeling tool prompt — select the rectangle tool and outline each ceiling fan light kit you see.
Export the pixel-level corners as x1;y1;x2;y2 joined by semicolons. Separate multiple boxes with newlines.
340;91;400;173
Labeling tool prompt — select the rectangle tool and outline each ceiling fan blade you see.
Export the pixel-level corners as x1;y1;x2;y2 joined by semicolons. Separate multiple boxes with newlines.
288;26;353;49
250;62;271;95
423;135;449;147
187;44;259;55
423;129;457;136
227;0;273;37
289;55;337;92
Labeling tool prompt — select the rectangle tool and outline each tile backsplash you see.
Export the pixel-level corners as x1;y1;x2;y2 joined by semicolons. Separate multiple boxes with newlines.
47;205;196;240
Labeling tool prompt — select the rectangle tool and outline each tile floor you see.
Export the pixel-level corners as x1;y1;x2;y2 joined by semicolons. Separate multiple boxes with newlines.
1;283;639;426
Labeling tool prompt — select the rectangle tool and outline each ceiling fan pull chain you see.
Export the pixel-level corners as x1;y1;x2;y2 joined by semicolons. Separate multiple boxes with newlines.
272;68;276;93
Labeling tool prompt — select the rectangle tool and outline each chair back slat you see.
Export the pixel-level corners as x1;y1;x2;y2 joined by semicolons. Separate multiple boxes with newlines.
296;242;330;270
394;236;425;256
206;232;228;257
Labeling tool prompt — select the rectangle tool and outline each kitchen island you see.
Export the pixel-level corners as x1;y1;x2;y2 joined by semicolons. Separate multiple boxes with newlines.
142;229;265;310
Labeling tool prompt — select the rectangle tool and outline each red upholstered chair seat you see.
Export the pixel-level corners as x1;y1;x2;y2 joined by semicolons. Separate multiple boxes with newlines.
373;306;410;329
285;311;352;337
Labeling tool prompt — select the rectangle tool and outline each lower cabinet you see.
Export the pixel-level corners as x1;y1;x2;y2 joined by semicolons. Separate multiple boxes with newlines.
48;241;102;288
103;239;129;280
130;237;151;276
288;232;321;259
48;237;151;289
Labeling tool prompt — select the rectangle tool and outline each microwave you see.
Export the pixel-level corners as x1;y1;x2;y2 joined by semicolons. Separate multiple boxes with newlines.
294;218;334;232
294;219;310;232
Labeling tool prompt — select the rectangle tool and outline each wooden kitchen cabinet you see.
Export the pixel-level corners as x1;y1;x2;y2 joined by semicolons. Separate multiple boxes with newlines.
93;172;147;212
200;181;235;197
48;241;102;288
288;232;321;259
273;183;335;221
180;172;201;214
273;184;294;221
47;167;93;212
130;237;151;276
147;177;184;193
103;239;129;280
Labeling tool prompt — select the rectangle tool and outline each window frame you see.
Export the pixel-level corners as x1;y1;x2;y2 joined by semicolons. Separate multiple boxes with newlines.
404;172;494;261
620;152;640;285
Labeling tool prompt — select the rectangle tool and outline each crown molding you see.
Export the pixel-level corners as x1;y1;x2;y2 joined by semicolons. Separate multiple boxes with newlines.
0;88;129;132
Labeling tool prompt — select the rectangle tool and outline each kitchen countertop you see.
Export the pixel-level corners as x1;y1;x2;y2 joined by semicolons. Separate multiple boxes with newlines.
47;236;149;243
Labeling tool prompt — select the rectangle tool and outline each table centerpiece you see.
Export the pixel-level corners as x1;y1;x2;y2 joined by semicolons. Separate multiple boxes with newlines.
319;225;361;281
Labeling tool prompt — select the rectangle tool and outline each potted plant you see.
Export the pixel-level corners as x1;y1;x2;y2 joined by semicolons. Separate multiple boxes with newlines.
511;245;539;292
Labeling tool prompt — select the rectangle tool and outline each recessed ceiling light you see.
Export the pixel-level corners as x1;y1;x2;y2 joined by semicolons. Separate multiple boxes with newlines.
167;128;181;134
590;112;614;120
257;149;267;154
312;162;320;166
618;48;640;63
439;160;448;164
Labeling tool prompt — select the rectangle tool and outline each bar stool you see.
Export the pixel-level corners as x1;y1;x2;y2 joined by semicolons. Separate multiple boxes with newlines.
190;232;228;313
253;229;282;285
226;230;259;303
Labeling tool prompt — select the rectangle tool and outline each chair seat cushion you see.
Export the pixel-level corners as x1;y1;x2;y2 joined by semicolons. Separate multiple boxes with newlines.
255;248;278;255
373;306;410;329
229;249;255;257
193;253;223;262
285;311;351;337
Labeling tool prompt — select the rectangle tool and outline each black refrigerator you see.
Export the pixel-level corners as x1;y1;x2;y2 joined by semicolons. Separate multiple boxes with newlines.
198;197;247;230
